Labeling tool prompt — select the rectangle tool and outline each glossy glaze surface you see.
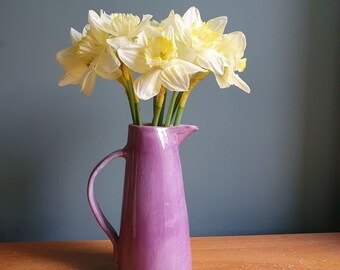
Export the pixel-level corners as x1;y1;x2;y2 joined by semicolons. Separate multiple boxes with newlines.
88;125;198;270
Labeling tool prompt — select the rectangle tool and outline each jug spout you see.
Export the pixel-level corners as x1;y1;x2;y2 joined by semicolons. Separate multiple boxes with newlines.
172;125;198;145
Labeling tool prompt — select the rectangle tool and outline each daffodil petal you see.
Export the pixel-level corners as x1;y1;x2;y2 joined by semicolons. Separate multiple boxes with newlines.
206;16;228;34
134;14;153;34
142;14;153;23
82;24;89;36
173;14;191;46
182;28;193;46
159;10;175;29
59;62;88;84
149;20;160;27
59;73;79;86
215;68;232;89
95;51;121;80
118;45;149;73
160;65;189;92
56;47;88;71
171;59;206;74
107;46;121;66
100;9;112;26
183;6;202;27
236;58;247;72
107;36;131;50
216;75;230;89
162;25;175;43
56;47;75;65
98;51;120;72
56;47;88;85
97;68;121;80
88;10;102;29
143;25;162;39
134;69;162;100
177;43;196;63
231;73;250;93
70;28;82;45
196;49;226;75
88;10;104;40
81;68;97;96
137;31;148;46
221;32;246;58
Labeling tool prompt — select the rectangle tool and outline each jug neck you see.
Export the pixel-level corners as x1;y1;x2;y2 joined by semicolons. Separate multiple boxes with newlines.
126;125;198;149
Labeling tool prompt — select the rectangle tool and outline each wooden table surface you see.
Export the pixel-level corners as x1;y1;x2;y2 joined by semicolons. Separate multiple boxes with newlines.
0;233;339;269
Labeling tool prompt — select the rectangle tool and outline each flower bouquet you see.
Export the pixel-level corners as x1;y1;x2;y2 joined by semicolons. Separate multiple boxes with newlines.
56;6;250;270
56;6;249;126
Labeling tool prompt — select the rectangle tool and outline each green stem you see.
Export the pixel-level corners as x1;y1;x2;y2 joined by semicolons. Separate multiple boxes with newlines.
158;91;167;126
152;105;162;126
125;80;136;124
174;106;185;126
153;96;157;115
165;92;178;127
171;92;183;122
128;96;136;124
152;87;166;126
135;102;142;126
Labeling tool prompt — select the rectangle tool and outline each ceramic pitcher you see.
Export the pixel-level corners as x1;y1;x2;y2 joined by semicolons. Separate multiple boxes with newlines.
87;124;198;270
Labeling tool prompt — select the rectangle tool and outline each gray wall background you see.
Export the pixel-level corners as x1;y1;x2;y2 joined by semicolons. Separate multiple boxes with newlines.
0;0;339;242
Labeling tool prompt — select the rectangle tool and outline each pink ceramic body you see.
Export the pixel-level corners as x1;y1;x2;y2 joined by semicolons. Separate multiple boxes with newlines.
87;125;198;270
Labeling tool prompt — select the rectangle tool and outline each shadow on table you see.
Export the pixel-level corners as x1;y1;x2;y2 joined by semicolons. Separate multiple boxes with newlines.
3;241;115;270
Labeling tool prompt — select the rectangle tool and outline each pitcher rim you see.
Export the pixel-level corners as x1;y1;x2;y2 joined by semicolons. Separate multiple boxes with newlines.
128;124;198;130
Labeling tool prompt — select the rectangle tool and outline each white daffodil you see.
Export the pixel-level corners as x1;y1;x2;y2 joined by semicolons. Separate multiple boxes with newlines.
175;6;228;76
90;10;152;51
56;11;122;96
215;32;250;93
56;28;89;88
118;26;205;100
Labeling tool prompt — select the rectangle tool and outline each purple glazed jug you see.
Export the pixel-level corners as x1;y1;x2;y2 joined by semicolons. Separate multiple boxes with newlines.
87;125;198;270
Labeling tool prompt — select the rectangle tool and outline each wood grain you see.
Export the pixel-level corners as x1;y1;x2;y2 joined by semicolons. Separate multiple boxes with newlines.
0;233;339;269
191;233;340;270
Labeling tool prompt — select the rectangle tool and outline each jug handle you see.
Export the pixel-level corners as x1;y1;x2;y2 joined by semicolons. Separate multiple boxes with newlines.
87;149;126;264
